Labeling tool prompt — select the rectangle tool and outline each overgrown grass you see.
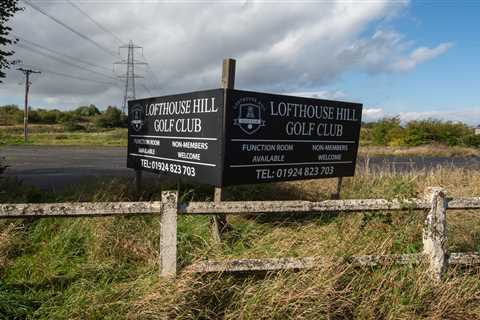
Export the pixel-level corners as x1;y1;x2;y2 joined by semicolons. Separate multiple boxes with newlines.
0;125;127;147
359;144;480;157
0;166;479;319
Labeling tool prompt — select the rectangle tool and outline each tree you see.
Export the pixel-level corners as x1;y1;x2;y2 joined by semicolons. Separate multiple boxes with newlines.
95;106;126;128
74;104;100;117
1;0;23;82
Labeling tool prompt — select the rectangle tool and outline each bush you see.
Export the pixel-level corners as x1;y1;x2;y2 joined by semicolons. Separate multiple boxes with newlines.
73;104;100;117
28;108;62;124
95;106;126;128
403;119;472;146
363;118;476;148
0;105;23;125
462;134;480;148
368;117;404;146
57;112;82;124
63;120;84;132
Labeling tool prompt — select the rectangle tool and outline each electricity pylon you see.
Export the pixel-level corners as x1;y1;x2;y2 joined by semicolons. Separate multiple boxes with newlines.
114;40;146;113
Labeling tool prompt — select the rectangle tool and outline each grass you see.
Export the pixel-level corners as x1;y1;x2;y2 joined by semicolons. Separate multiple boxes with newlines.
359;144;480;157
0;125;127;147
0;165;479;319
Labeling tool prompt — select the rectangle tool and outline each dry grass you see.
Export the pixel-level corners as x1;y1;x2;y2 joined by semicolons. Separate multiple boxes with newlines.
0;124;127;146
131;263;480;319
359;144;480;157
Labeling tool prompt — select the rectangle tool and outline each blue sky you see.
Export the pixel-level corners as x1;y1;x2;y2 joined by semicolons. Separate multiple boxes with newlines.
1;1;479;124
339;1;480;123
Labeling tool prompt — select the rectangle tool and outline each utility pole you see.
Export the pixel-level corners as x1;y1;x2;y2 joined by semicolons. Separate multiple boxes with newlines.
17;67;41;143
115;40;146;113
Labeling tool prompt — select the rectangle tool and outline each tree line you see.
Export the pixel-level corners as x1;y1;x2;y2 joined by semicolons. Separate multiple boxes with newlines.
361;117;480;148
0;104;126;130
1;105;479;147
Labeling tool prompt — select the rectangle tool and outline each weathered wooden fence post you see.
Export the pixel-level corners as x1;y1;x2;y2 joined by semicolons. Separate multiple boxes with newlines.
211;58;236;242
423;187;448;282
160;190;178;278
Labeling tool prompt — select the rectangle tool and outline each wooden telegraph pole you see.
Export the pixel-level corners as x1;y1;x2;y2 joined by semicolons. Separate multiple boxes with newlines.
17;68;41;143
211;58;236;242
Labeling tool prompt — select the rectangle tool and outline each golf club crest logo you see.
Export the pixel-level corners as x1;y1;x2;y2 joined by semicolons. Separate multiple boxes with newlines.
233;97;266;135
130;104;144;132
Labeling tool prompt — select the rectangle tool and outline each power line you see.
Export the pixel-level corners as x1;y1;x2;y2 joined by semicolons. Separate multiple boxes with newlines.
146;63;161;90
66;0;124;45
44;69;120;86
22;0;118;57
12;32;112;72
141;52;161;90
20;64;120;86
15;42;119;82
15;42;122;83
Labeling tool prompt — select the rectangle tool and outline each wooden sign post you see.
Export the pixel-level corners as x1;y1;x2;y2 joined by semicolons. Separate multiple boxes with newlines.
331;176;343;200
212;58;236;242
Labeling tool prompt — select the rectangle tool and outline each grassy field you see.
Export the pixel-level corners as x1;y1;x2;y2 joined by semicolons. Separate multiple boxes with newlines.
0;125;127;147
1;165;479;319
2;125;480;157
359;144;480;157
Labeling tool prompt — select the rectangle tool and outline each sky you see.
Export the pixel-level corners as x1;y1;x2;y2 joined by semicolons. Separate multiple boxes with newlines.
1;0;479;124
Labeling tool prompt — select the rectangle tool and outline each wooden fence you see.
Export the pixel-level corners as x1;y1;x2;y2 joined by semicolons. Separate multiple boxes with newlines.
1;187;480;281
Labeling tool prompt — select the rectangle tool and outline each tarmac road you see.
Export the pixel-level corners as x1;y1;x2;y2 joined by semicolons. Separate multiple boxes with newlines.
0;145;154;190
1;145;479;190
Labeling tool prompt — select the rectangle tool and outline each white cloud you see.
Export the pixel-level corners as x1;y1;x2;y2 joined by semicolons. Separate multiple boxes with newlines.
398;108;480;125
391;42;453;72
0;1;451;110
285;90;347;100
341;30;453;74
363;107;385;121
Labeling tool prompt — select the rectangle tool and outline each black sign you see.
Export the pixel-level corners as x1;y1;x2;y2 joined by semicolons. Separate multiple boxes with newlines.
223;89;362;185
127;89;362;186
127;89;224;185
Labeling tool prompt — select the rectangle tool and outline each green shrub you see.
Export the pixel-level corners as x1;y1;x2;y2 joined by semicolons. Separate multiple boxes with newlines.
363;118;475;147
57;112;82;124
462;134;480;148
63;120;84;132
28;108;62;124
73;104;100;117
403;119;472;146
0;105;23;125
368;117;404;146
95;106;126;128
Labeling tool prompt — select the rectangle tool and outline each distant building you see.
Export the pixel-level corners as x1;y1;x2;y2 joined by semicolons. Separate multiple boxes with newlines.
476;125;480;135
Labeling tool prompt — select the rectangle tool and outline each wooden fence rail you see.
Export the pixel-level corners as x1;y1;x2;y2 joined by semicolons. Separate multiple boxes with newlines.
2;197;480;218
1;187;480;281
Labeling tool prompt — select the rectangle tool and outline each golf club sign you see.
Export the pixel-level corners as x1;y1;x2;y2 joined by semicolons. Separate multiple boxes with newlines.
127;89;362;186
